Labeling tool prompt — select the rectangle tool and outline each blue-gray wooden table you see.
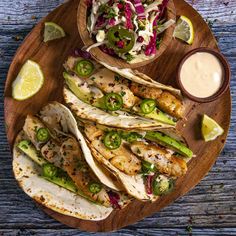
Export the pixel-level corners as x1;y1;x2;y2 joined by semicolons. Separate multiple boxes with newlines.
0;0;235;235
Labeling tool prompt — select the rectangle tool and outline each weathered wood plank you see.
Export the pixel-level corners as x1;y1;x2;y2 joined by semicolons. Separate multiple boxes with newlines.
1;228;236;236
0;0;235;234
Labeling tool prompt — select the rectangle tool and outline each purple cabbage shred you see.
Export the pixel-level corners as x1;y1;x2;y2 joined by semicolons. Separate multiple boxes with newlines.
108;191;121;209
72;48;91;59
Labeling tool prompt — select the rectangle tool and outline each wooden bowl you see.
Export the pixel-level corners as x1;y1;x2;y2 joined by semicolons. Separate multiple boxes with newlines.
176;47;231;103
77;0;176;68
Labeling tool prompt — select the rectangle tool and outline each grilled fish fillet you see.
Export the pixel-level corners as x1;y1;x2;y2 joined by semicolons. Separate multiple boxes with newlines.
23;115;48;150
157;92;184;119
23;115;111;206
130;141;187;177
61;137;111;207
130;82;184;118
87;68;138;108
84;125;141;175
41;140;63;168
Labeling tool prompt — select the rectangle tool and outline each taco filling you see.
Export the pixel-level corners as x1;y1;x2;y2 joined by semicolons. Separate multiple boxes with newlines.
63;55;184;128
15;103;130;214
72;120;192;200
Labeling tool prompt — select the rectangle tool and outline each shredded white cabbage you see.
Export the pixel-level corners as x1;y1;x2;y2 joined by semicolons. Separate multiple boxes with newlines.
86;41;108;52
144;0;163;14
156;19;175;35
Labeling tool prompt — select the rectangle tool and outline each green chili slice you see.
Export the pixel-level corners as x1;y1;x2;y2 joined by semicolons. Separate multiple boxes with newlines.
36;128;50;142
152;177;174;196
107;25;135;53
142;160;156;174
104;93;123;111
76;59;94;77
42;163;58;178
104;131;121;150
140;99;156;114
120;131;142;143
89;182;102;194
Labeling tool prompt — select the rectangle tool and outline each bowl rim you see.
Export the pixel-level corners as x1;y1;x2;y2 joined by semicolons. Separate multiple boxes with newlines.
77;0;176;68
176;47;231;103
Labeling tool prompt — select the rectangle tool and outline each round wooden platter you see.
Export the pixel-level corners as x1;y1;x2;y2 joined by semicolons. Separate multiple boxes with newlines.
4;0;231;232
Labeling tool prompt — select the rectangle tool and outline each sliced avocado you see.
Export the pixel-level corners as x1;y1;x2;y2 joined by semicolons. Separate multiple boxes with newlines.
18;139;98;202
63;72;105;109
17;140;47;166
43;174;98;203
42;175;78;193
143;108;176;126
145;131;193;158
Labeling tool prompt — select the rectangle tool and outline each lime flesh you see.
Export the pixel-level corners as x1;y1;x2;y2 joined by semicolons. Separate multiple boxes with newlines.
201;114;224;142
12;60;44;101
174;16;194;45
44;22;66;43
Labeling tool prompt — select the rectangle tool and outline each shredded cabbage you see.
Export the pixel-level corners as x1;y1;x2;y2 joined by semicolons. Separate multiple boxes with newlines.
133;0;146;19
87;0;171;61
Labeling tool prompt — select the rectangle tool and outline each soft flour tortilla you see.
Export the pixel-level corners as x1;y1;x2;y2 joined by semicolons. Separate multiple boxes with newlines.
63;88;174;130
39;102;123;192
88;144;158;201
99;61;182;98
13;132;113;221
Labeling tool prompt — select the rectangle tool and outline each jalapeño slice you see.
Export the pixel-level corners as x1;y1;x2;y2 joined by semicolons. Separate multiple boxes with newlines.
107;25;135;53
89;182;102;194
140;99;156;114
152;177;175;196
75;59;94;77
42;163;58;178
104;92;123;111
104;131;121;150
36;128;50;142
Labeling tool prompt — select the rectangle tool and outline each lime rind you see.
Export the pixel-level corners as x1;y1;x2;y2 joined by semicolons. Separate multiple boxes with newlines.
201;114;224;142
44;22;66;43
174;15;194;45
12;60;44;101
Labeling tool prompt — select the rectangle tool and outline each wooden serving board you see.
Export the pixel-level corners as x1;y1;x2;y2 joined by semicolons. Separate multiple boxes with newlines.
4;0;231;232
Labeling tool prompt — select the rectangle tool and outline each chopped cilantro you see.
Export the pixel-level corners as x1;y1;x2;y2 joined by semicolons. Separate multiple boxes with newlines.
156;38;162;49
105;8;117;19
114;75;120;81
120;91;126;96
186;225;192;233
125;53;134;62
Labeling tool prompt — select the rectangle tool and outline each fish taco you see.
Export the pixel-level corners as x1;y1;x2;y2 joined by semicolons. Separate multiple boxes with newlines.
71;119;193;201
63;54;185;130
13;102;131;221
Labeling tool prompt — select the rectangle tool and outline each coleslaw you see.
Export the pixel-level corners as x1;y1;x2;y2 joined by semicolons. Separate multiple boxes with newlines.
87;0;174;63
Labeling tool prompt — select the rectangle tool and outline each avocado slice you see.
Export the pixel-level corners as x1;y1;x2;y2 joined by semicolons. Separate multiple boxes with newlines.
145;131;193;158
17;139;99;203
41;163;81;194
143;108;176;126
17;140;47;166
63;72;105;109
17;140;78;192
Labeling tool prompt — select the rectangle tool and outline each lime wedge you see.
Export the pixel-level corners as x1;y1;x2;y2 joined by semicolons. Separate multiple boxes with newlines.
44;22;66;43
201;114;224;142
12;60;44;101
174;15;194;45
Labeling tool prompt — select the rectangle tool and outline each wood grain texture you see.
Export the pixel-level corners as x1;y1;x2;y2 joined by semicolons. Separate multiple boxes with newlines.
0;0;235;235
77;0;176;68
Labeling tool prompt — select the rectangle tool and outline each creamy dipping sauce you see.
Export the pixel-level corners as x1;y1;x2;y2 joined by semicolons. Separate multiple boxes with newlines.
180;52;224;98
